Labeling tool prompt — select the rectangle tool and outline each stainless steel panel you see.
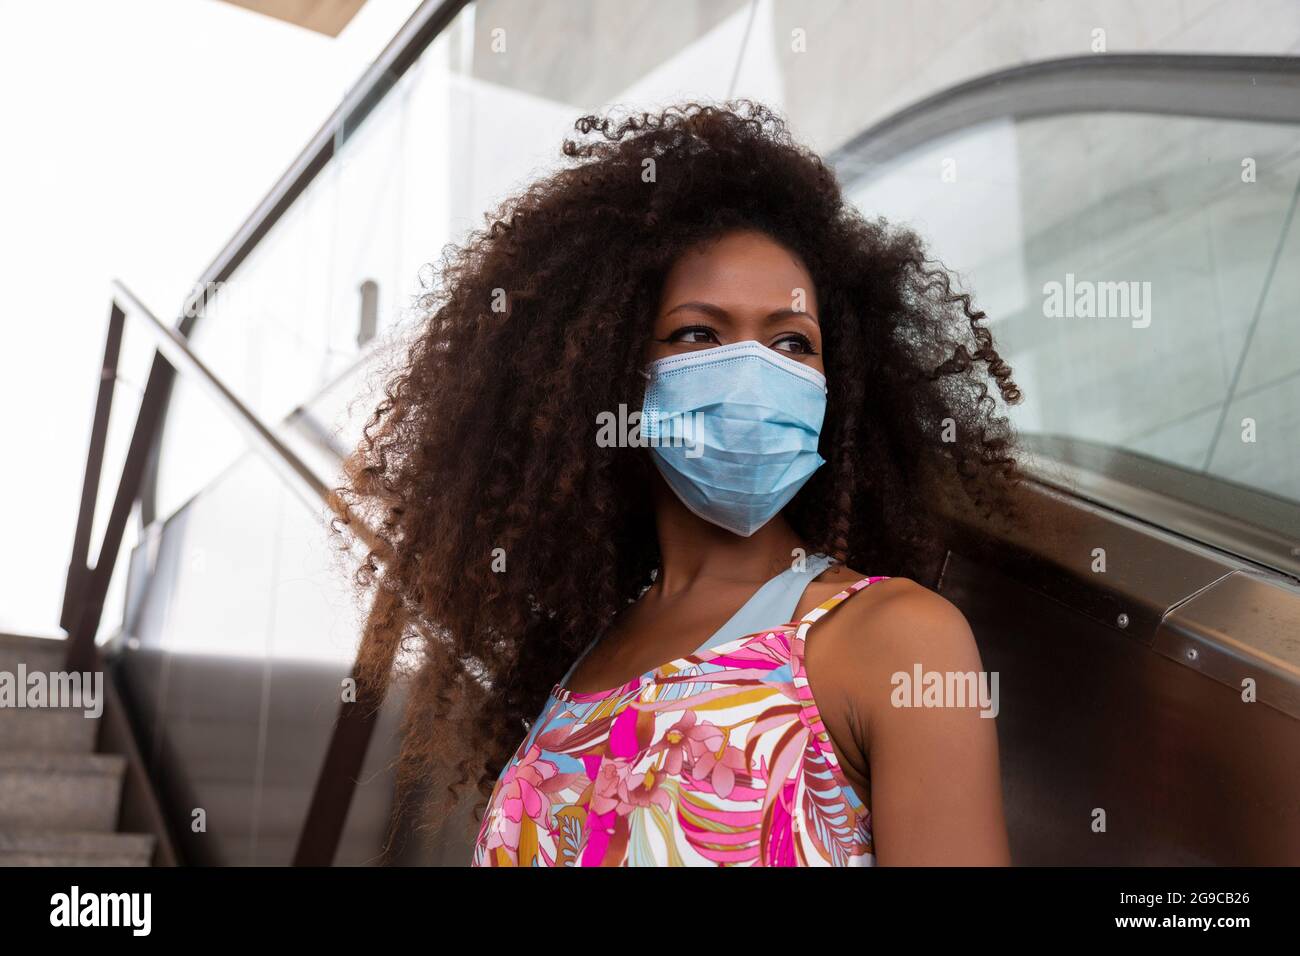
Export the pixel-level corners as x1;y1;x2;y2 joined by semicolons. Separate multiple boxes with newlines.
945;481;1242;644
1155;569;1300;719
942;550;1300;864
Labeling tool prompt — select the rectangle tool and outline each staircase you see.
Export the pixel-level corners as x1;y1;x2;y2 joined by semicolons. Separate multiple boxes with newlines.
0;633;155;866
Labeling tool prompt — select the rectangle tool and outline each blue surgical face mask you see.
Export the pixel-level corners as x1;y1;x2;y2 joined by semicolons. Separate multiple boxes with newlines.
640;340;828;537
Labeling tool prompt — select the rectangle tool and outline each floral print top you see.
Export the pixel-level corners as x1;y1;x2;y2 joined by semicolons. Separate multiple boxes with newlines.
470;575;889;866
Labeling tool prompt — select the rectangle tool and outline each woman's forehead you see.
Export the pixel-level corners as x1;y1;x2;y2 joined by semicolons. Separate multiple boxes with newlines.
659;231;817;310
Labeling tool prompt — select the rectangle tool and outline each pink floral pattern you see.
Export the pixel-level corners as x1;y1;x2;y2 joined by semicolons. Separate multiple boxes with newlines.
471;576;889;866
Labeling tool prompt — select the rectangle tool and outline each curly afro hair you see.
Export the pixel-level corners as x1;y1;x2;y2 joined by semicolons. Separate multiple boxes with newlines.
333;100;1030;854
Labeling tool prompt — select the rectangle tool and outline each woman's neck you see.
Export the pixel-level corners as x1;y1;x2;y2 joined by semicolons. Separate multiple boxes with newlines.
650;476;810;596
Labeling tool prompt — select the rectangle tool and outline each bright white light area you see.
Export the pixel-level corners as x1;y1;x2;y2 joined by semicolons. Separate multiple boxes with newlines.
0;0;425;634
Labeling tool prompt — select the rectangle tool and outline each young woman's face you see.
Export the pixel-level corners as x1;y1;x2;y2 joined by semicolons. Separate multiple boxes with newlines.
648;229;823;375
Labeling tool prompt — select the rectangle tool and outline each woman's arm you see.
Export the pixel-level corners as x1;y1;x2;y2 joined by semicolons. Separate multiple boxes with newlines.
827;578;1012;865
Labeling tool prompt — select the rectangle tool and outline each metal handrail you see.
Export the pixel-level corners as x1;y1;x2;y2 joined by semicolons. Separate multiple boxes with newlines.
109;282;331;511
63;282;389;867
139;0;470;528
64;0;472;869
829;53;1300;174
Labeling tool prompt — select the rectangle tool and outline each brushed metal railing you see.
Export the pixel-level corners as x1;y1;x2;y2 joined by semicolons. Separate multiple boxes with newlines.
63;0;470;869
63;281;390;867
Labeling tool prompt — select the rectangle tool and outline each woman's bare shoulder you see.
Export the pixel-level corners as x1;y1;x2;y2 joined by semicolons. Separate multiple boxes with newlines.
805;565;926;609
808;573;983;692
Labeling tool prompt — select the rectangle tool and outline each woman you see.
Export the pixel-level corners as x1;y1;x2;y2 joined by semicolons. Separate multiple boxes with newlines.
338;101;1024;866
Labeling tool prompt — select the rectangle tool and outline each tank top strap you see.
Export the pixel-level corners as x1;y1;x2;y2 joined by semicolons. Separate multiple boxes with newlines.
796;575;892;630
786;574;891;820
695;551;838;654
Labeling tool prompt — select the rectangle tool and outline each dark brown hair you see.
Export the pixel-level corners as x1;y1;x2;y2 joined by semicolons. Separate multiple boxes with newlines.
332;100;1029;852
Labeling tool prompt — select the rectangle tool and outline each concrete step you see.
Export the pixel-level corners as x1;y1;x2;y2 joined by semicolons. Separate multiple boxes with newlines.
0;752;125;831
0;830;155;866
0;633;66;674
0;706;99;753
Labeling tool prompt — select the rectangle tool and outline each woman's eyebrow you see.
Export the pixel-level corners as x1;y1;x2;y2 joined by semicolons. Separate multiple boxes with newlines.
765;307;819;325
662;301;728;320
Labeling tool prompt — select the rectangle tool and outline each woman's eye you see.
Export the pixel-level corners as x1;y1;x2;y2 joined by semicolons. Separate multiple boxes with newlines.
772;334;817;355
669;325;719;345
